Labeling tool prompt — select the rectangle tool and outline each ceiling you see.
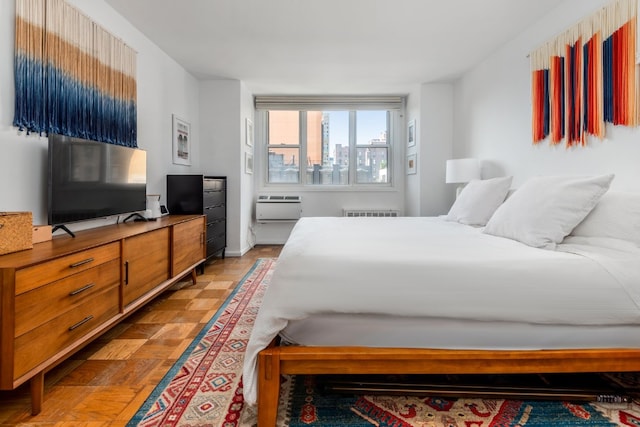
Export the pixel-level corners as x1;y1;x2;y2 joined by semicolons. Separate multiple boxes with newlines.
104;0;563;95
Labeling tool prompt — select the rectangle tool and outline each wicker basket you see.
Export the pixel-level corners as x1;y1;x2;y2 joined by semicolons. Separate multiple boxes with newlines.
0;212;33;255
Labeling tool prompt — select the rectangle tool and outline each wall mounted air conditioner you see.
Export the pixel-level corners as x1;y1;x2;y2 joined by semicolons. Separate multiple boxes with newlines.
256;195;302;222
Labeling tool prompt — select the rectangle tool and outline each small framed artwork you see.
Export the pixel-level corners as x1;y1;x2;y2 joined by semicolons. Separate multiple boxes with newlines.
407;153;417;175
407;119;416;147
246;118;254;147
172;114;191;165
245;152;253;174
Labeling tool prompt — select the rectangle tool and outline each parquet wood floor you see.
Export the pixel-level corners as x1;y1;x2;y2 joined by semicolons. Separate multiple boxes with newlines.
0;245;282;427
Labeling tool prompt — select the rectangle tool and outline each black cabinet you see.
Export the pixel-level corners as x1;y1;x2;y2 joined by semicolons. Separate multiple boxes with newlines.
167;175;227;261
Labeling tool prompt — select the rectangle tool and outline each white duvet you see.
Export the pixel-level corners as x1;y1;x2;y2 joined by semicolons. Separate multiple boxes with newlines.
243;216;640;405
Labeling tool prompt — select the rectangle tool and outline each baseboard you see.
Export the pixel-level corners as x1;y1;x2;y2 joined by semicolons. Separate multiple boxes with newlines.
225;244;253;257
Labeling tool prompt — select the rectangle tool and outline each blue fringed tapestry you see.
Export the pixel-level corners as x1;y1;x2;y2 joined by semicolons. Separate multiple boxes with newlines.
14;0;137;148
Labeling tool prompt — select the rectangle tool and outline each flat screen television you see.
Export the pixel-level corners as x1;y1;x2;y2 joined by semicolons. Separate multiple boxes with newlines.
48;134;147;227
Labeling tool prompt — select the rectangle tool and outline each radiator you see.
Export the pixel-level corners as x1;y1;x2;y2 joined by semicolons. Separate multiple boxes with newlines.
256;195;302;222
343;209;400;217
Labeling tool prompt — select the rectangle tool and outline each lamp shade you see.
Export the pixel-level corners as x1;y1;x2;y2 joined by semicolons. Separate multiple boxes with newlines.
445;158;480;183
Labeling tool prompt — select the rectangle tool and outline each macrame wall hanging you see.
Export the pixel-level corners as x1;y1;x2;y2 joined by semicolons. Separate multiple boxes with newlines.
14;0;137;147
530;0;637;147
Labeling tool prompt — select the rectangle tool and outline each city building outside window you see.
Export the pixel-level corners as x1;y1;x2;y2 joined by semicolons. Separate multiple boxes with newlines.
266;109;393;186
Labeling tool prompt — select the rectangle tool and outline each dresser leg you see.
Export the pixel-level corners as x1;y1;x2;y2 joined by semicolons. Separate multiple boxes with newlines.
30;371;44;415
191;268;197;285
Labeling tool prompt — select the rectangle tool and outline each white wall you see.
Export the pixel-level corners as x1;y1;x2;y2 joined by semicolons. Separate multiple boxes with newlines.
252;110;406;244
0;0;200;233
454;0;640;191
240;82;255;253
404;83;455;217
199;79;258;256
419;83;454;215
0;1;48;219
404;86;421;217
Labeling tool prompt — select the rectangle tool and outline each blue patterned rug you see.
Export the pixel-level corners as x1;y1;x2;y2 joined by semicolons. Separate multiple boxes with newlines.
128;258;640;426
283;374;640;426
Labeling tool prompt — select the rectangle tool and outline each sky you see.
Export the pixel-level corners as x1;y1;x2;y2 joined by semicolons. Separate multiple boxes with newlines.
324;110;387;148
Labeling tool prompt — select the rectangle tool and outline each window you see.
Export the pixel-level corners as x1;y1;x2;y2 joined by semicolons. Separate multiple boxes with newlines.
355;110;389;184
267;111;300;184
305;111;349;185
264;104;398;187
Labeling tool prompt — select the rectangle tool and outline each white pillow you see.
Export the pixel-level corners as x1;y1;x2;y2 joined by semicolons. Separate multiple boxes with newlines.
483;174;615;249
570;191;640;246
446;176;513;226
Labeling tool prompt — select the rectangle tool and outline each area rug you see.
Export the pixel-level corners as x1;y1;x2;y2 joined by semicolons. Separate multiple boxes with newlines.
281;374;640;427
128;258;640;427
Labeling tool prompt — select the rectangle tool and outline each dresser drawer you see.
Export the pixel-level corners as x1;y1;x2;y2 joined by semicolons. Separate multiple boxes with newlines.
204;205;225;222
206;219;226;237
15;259;121;337
13;285;119;379
203;178;225;191
203;190;225;207
206;238;225;255
15;242;120;295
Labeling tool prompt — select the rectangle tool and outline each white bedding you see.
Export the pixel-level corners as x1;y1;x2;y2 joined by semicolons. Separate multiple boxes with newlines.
242;216;640;405
280;315;640;350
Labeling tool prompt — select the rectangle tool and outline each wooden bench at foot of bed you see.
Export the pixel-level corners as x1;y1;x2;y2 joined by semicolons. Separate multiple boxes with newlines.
256;345;640;427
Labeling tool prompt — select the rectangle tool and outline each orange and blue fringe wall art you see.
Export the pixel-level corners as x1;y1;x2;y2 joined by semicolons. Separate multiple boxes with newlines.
14;0;137;147
531;0;637;147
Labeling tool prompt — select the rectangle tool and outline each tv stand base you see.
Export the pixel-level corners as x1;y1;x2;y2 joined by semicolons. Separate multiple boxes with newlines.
123;212;147;223
52;224;75;238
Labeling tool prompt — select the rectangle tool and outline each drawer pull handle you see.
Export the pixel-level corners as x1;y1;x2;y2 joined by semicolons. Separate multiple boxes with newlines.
69;283;95;296
69;258;94;268
68;315;94;331
124;261;129;285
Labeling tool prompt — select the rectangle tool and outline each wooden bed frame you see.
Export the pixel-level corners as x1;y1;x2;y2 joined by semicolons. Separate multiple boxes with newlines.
256;344;640;426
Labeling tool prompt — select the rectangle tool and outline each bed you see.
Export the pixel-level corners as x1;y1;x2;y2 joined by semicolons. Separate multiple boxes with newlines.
242;174;640;426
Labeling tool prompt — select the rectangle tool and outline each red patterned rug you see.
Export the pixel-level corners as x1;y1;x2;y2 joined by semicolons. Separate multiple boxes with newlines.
128;258;640;427
128;258;277;427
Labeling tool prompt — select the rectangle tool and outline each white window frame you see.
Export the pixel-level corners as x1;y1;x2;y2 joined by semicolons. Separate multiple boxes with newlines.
257;96;404;191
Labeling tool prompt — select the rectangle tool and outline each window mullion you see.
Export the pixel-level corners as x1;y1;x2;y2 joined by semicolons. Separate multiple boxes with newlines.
386;110;393;185
300;111;307;185
348;111;356;185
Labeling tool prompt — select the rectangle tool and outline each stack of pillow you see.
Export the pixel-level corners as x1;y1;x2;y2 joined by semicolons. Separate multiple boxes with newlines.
446;173;638;250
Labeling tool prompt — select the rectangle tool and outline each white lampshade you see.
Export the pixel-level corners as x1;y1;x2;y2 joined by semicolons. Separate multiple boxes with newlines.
445;158;480;184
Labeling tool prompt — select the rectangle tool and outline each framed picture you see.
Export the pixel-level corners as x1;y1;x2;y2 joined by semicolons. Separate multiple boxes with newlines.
245;152;253;174
246;118;254;147
407;119;416;147
407;153;417;175
172;115;191;165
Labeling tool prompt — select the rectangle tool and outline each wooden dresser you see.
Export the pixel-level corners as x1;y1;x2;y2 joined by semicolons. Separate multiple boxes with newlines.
0;215;205;414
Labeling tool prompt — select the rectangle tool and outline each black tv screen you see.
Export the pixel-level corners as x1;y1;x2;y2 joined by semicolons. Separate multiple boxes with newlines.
48;134;147;225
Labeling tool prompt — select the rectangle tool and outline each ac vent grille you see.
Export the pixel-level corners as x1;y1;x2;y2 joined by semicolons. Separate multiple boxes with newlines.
343;209;400;217
257;195;301;202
